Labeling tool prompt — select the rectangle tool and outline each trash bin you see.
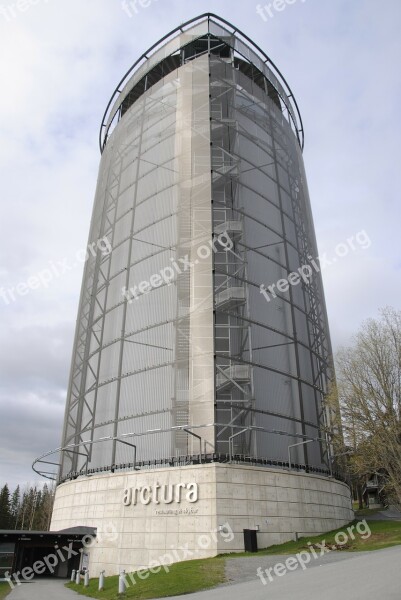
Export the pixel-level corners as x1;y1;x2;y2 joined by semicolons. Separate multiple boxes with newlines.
243;528;258;552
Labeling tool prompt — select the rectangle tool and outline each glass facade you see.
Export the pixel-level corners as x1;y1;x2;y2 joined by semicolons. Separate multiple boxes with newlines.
59;15;334;482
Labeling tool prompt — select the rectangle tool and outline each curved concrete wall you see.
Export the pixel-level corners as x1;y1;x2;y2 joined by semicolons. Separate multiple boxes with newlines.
50;464;353;576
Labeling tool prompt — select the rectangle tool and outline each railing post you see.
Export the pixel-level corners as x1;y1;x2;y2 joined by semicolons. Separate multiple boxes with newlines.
119;570;126;594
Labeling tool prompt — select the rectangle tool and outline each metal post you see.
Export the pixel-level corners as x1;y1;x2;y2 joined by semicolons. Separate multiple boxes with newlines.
75;570;80;585
288;439;314;471
84;571;89;587
71;569;76;583
328;443;333;477
119;571;126;594
99;571;105;591
183;429;202;462
228;428;249;462
115;438;137;470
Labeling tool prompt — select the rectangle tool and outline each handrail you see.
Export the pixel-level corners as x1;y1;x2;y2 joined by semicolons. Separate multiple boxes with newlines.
33;422;331;482
99;12;304;153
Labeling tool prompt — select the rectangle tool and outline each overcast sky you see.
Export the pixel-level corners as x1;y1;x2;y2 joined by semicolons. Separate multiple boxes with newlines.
0;0;400;489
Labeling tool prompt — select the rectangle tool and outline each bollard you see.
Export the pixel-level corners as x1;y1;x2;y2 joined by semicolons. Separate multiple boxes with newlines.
71;569;76;583
75;570;80;585
99;570;105;591
84;570;89;587
118;570;126;594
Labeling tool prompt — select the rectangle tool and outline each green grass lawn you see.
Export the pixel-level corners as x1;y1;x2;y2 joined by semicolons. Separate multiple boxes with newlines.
65;520;401;599
352;500;386;515
0;582;11;600
66;557;226;599
355;506;385;517
235;520;401;556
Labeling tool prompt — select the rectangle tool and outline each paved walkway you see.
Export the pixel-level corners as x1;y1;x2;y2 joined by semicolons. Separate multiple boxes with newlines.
7;578;78;599
170;546;401;600
6;540;401;599
362;507;401;521
225;550;366;584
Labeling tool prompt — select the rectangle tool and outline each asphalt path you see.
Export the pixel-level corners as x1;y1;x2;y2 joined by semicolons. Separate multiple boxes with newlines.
176;545;401;600
362;508;401;521
7;578;78;599
7;545;401;600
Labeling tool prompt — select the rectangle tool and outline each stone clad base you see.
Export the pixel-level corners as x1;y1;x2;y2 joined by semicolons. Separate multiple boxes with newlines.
50;463;354;576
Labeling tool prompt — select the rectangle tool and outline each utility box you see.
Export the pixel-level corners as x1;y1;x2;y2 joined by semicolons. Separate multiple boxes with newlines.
243;529;258;553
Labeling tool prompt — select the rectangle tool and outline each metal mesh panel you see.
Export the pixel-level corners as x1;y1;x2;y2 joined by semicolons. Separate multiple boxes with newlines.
210;53;331;469
58;26;334;482
60;54;213;479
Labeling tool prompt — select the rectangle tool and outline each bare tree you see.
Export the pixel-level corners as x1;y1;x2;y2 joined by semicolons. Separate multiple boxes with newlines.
335;307;401;505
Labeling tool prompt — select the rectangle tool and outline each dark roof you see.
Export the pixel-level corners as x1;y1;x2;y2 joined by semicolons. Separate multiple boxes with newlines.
56;526;96;535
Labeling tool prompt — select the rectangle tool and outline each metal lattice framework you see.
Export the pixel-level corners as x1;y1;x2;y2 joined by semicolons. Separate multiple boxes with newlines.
99;13;304;153
35;13;341;484
33;423;343;483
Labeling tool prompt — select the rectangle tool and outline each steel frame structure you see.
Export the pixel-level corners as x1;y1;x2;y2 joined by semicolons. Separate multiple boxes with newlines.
99;13;304;153
36;13;340;485
33;422;342;483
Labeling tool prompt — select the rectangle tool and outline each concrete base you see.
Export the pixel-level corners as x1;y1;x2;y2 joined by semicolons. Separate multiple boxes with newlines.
50;464;353;576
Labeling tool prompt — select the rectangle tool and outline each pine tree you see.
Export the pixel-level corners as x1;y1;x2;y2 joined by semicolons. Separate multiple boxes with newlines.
0;484;12;528
1;482;55;531
34;484;55;530
19;486;31;530
10;485;20;529
27;487;39;530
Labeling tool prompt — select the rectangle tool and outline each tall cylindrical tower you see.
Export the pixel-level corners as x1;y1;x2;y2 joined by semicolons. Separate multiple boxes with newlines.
35;15;353;574
56;14;333;480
